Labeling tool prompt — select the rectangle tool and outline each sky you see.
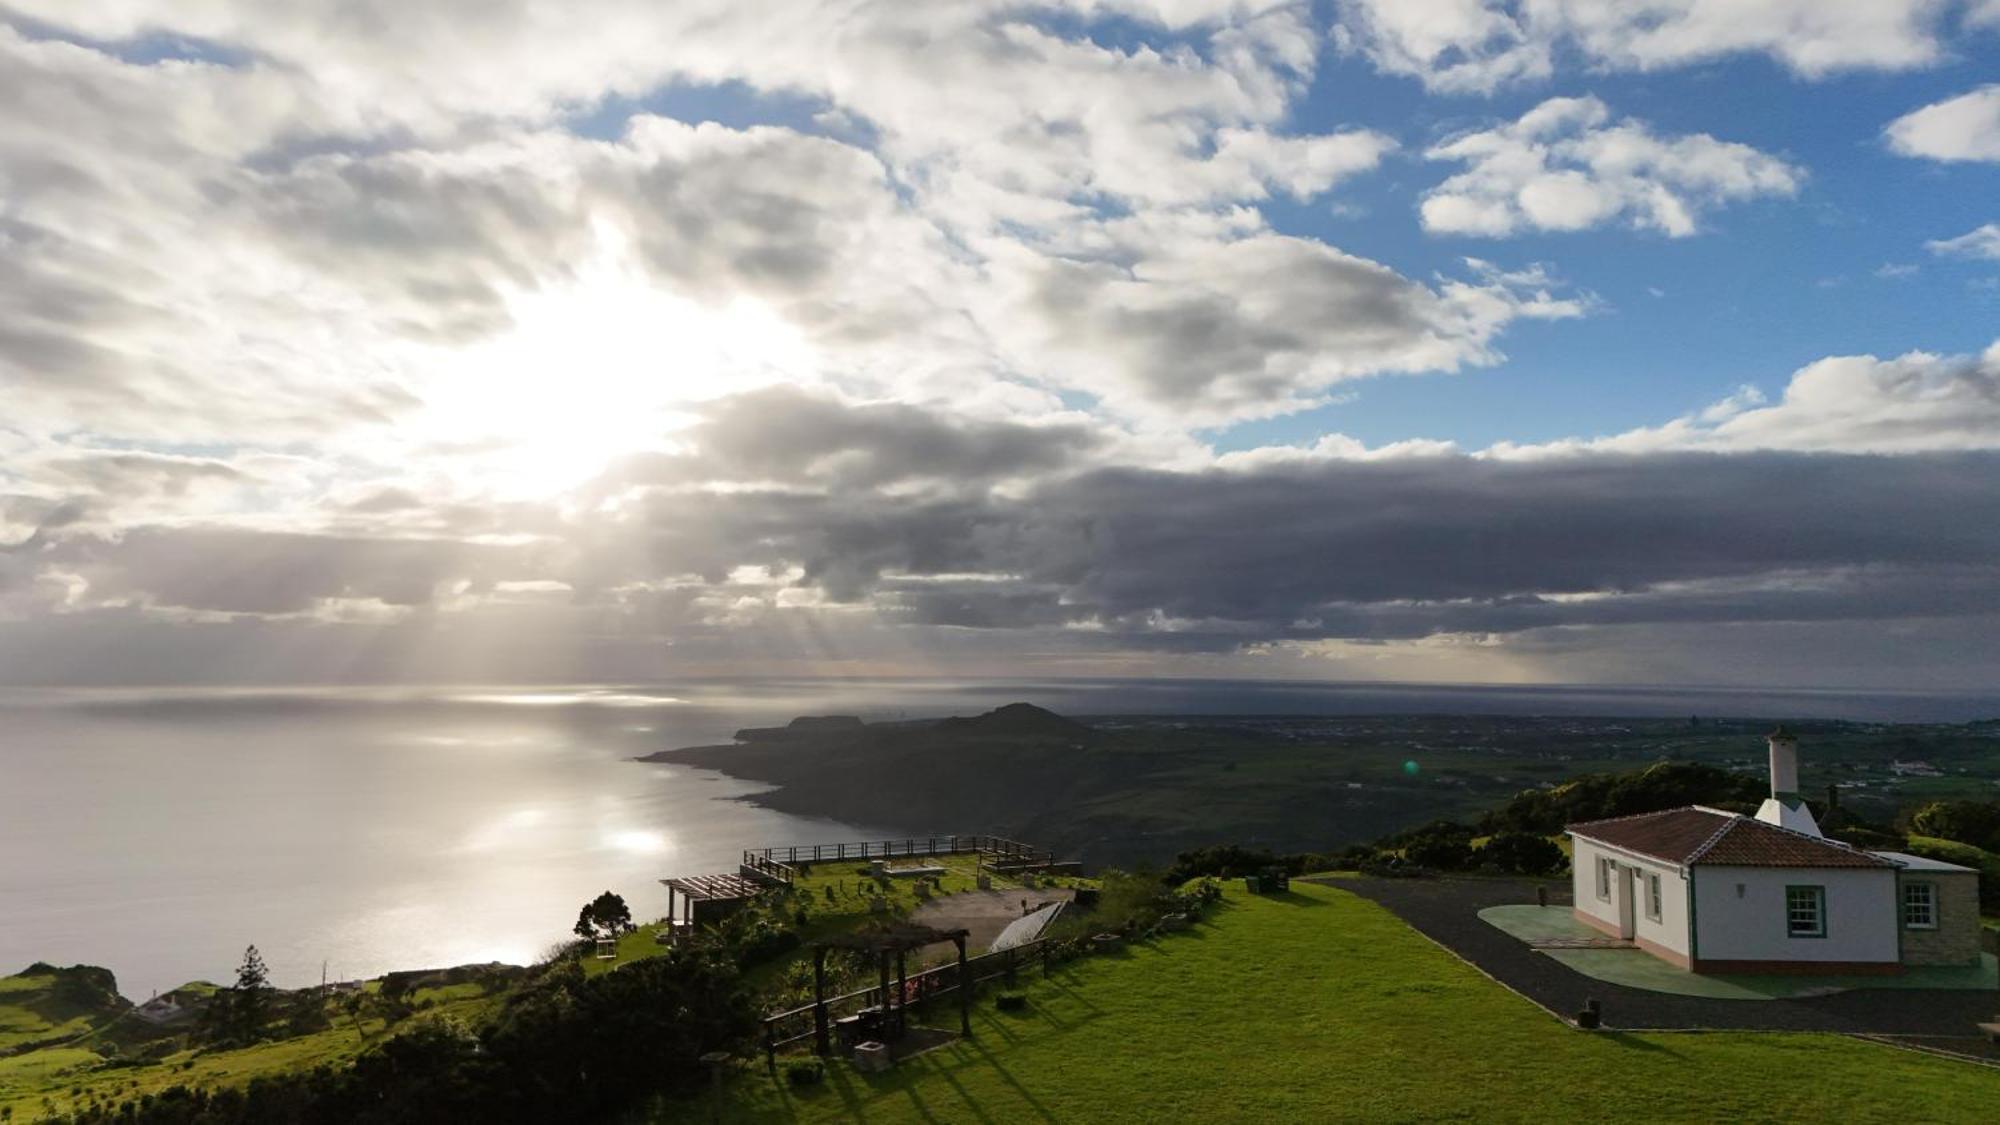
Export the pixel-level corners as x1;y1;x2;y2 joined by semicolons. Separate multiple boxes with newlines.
2;0;1999;691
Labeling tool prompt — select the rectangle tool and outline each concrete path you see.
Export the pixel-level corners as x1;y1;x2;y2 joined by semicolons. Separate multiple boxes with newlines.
1318;875;2000;1059
908;887;1072;954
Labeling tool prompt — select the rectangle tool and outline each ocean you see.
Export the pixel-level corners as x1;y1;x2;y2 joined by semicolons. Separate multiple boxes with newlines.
3;677;1990;1000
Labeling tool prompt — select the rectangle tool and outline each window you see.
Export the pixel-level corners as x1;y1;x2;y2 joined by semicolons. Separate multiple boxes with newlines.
1903;882;1937;930
1786;885;1825;938
1645;873;1663;922
1595;857;1612;901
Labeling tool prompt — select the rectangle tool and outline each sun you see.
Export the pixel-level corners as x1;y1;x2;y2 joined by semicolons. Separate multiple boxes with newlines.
406;250;815;497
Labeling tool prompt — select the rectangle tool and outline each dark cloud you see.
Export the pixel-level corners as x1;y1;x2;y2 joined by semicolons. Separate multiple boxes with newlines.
601;386;1103;492
582;448;2000;645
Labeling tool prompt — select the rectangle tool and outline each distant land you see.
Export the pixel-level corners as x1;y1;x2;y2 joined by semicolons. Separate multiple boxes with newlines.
639;703;2000;866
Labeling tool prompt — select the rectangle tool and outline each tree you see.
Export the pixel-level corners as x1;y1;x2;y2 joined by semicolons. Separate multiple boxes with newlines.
204;945;273;1045
573;890;635;940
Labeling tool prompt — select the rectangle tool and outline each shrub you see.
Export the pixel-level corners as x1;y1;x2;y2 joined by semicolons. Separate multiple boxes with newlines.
783;1058;825;1087
995;991;1027;1012
1476;832;1567;876
1399;822;1475;871
1908;801;2000;853
1163;845;1310;885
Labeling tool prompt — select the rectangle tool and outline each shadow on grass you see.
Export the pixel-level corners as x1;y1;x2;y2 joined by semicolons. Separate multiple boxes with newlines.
965;1036;1063;1124
1596;1031;1684;1058
1260;889;1333;908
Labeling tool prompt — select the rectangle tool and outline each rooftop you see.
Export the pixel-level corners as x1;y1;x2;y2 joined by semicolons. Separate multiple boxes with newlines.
1567;806;1896;869
1869;850;1980;874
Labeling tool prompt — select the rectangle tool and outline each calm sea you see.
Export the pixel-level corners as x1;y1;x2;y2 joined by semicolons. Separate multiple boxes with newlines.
3;678;1990;1000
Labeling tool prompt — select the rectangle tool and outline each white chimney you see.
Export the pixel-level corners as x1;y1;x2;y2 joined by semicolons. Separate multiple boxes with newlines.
1756;725;1821;836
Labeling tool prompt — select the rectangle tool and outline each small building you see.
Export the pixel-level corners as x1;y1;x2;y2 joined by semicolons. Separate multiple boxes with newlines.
1566;728;1982;975
131;987;212;1025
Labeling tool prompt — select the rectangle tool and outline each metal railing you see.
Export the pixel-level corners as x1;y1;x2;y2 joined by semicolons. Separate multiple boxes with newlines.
739;851;797;885
745;835;1053;868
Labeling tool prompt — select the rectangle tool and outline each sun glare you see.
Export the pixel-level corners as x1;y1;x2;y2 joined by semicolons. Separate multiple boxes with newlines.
410;253;816;497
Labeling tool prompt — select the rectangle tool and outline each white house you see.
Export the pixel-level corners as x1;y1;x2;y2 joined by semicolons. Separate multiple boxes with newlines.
1567;727;1983;975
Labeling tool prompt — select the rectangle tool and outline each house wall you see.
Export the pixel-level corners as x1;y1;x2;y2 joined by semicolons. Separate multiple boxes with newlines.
1899;871;1983;967
1570;837;1619;933
1569;836;1692;964
1692;865;1899;970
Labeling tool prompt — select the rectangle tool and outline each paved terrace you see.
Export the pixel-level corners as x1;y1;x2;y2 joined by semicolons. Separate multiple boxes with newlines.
1316;876;2000;1062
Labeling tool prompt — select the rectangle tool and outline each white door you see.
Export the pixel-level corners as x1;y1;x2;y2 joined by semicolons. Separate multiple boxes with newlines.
1616;864;1637;939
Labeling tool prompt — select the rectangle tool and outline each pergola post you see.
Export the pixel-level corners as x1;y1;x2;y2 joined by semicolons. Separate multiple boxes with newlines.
877;953;891;1014
666;884;676;931
896;951;908;1015
812;947;830;1057
954;933;971;1037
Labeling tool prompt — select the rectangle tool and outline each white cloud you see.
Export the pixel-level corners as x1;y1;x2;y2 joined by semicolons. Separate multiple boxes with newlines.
1928;223;2000;260
1503;341;2000;455
1886;84;2000;162
1336;0;1954;94
1421;96;1802;238
0;1;1590;459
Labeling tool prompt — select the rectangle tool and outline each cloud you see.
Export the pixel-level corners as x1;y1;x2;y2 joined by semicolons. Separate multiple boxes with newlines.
7;379;2000;687
0;4;1576;447
40;527;536;617
2;2;1996;692
597;386;1108;493
1336;0;1955;94
1927;222;2000;260
1503;341;2000;454
547;444;2000;656
1421;97;1803;237
996;235;1592;421
1886;84;2000;162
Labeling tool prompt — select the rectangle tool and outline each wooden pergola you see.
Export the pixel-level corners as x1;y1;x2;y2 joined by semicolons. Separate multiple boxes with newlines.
660;872;767;930
809;922;973;1055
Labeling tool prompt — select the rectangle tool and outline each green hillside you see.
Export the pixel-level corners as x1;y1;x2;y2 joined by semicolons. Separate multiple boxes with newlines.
696;883;2000;1123
0;966;128;1054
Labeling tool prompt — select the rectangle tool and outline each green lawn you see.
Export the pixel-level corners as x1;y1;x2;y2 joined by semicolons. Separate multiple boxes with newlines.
688;883;2000;1123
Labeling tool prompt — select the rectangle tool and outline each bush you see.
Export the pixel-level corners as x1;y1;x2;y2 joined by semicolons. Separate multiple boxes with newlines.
783;1058;825;1087
995;991;1027;1012
1399;822;1475;871
1908;801;2000;853
1163;845;1319;885
1476;832;1567;876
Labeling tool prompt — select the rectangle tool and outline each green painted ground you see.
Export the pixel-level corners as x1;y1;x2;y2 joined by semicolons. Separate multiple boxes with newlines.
1480;904;2000;999
680;884;2000;1123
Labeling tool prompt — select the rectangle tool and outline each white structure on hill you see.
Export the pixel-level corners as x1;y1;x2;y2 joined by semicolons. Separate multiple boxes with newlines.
1566;729;1982;975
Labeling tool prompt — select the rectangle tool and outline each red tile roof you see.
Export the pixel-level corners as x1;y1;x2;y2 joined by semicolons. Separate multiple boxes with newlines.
1567;806;1895;869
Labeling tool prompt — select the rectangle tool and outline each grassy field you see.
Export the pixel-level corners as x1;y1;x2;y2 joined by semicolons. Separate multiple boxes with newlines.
687;882;2000;1124
0;982;504;1121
